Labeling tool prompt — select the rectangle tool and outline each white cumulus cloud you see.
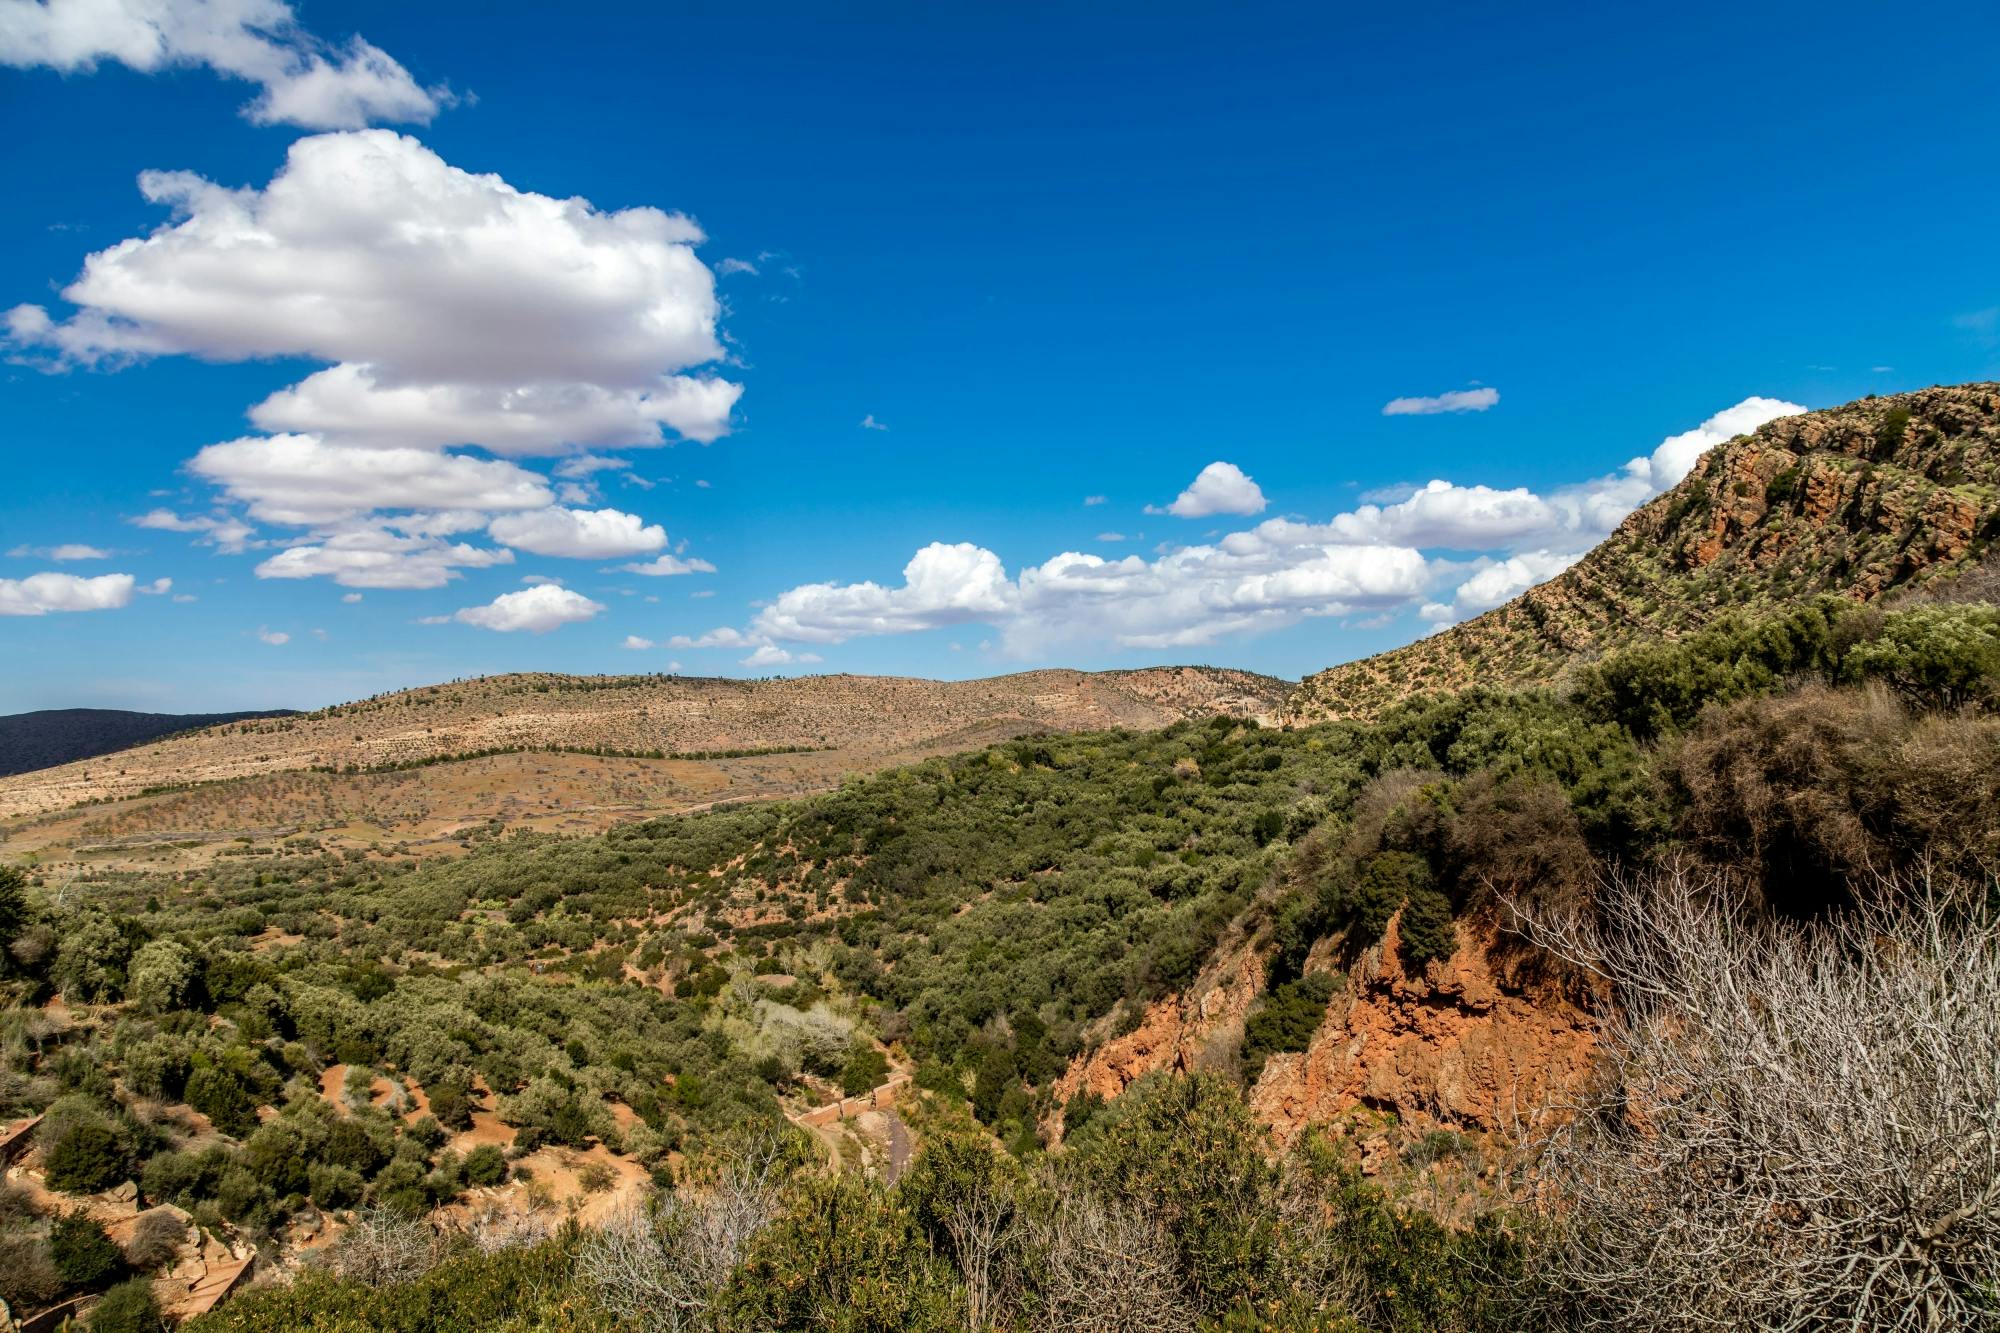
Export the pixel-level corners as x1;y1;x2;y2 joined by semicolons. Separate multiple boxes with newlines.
753;542;1016;644
0;570;138;615
0;0;451;129
486;507;665;559
450;584;604;633
1149;461;1267;518
10;131;736;590
192;434;552;526
255;522;512;589
695;395;1810;658
620;553;716;576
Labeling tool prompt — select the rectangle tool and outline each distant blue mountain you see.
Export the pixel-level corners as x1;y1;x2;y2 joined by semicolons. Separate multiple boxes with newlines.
0;708;298;777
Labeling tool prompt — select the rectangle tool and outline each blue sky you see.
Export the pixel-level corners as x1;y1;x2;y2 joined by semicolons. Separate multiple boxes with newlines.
3;1;1998;712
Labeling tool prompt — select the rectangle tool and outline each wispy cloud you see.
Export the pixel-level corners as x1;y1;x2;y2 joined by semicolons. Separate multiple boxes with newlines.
1382;386;1500;416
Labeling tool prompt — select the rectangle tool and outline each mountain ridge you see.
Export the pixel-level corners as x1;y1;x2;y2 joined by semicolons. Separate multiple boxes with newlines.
0;707;298;778
0;665;1290;820
1287;382;2000;722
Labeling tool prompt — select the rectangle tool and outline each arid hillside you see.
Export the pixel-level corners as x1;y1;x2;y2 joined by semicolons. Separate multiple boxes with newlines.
1289;383;2000;722
0;667;1289;862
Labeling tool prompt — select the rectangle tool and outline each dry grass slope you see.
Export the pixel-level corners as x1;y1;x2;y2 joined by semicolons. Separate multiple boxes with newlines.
0;666;1290;824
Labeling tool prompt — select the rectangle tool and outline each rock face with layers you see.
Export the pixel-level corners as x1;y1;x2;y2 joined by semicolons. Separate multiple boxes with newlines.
1247;917;1598;1147
1048;915;1599;1147
1289;384;2000;723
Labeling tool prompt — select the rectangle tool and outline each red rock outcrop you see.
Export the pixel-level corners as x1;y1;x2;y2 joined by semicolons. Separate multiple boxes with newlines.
1046;944;1264;1135
1249;916;1599;1148
1047;914;1601;1149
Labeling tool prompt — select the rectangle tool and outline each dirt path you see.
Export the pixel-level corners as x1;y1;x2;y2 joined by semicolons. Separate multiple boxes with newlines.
880;1108;913;1185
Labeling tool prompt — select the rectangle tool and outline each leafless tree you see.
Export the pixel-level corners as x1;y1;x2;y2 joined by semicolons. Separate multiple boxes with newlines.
456;1199;555;1255
1512;860;2000;1331
577;1147;782;1333
322;1207;440;1286
1023;1190;1197;1333
945;1178;1018;1330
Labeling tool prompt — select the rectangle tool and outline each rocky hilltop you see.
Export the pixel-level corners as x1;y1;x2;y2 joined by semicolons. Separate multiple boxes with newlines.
1289;383;2000;722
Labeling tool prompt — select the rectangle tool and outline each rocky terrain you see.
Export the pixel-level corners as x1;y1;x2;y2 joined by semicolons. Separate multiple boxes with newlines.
1049;917;1597;1152
1289;383;2000;721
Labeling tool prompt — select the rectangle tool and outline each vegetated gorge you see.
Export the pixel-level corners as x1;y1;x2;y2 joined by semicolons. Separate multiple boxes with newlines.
0;385;1997;1332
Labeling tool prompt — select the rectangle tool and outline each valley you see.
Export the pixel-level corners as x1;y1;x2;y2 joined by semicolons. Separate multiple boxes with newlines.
2;388;1998;1331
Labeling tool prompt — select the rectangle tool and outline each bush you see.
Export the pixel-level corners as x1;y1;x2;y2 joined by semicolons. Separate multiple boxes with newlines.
0;1232;63;1309
1064;1072;1279;1312
123;1208;188;1271
51;1210;125;1289
308;1164;366;1209
715;1173;962;1331
838;1043;889;1098
1398;886;1457;969
1241;973;1338;1084
45;1119;131;1194
88;1277;164;1332
184;1066;259;1137
462;1144;508;1187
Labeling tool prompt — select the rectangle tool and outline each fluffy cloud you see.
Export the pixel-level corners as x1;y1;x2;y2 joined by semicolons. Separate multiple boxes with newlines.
255;524;512;589
0;0;449;128
752;543;1016;644
1420;549;1584;625
1308;396;1811;554
12;133;731;413
704;535;1429;656
692;396;1809;658
191;435;552;526
622;635;655;650
1382;387;1500;416
485;507;664;559
1149;461;1267;518
256;627;289;645
0;570;138;615
741;643;822;668
248;364;741;455
668;627;763;650
1320;480;1559;548
1548;395;1808;539
8;131;734;589
450;584;604;633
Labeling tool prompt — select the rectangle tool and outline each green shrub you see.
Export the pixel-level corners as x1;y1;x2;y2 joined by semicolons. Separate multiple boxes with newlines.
715;1174;962;1331
45;1119;131;1194
838;1044;890;1098
1398;886;1458;969
51;1211;125;1289
1241;973;1339;1084
1064;1072;1280;1312
1876;404;1911;452
462;1144;508;1187
88;1277;164;1332
308;1163;366;1209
